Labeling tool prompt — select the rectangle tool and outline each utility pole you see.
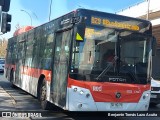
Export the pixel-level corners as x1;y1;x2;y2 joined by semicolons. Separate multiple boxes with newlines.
146;0;150;20
49;0;52;21
0;6;2;28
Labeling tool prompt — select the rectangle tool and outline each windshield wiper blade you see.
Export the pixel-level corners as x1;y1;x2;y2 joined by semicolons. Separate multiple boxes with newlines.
96;56;118;80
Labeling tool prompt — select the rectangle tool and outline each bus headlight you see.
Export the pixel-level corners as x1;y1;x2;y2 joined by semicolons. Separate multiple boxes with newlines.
80;90;84;94
73;88;77;92
143;93;149;99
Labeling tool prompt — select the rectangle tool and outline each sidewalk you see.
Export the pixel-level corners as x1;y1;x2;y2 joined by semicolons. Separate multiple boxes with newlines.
0;86;16;110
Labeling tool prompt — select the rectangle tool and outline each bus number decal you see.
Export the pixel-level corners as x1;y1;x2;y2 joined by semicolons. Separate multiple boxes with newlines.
92;86;102;92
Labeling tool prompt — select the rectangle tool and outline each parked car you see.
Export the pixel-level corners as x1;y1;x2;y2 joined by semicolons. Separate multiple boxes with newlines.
150;77;160;106
0;59;5;73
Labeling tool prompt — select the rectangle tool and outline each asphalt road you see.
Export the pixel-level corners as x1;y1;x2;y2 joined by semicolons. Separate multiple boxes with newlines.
0;73;160;120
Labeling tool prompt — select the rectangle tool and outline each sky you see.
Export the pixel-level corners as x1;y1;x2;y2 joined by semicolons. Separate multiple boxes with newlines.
1;0;144;39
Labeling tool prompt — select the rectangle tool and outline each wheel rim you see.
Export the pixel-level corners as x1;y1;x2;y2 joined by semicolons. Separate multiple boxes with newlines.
40;83;46;102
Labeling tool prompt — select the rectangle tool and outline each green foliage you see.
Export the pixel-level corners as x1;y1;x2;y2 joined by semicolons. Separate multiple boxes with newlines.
0;39;8;58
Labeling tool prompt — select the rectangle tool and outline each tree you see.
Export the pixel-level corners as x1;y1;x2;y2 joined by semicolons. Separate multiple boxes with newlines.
0;38;8;58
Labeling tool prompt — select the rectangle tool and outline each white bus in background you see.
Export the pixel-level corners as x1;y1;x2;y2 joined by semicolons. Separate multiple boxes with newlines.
150;78;160;106
0;58;5;73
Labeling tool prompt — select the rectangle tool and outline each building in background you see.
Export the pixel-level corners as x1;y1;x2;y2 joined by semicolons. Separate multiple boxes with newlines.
117;0;160;80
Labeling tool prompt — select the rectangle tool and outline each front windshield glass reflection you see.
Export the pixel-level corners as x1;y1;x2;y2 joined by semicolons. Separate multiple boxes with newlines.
119;31;151;84
70;27;151;84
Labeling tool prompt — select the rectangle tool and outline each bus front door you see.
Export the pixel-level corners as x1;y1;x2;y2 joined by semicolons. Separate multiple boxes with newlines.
51;29;72;108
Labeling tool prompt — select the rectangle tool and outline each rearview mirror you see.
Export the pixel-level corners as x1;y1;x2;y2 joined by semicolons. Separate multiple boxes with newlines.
75;17;86;42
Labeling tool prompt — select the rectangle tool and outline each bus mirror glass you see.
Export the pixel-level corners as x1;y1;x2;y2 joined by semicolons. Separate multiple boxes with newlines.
75;23;85;42
152;36;157;56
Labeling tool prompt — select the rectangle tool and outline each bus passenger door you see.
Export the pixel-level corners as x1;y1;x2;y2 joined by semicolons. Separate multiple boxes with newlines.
51;29;72;108
15;39;26;85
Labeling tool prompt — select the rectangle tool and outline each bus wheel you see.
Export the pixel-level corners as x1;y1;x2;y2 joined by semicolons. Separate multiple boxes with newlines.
39;78;49;110
10;70;16;88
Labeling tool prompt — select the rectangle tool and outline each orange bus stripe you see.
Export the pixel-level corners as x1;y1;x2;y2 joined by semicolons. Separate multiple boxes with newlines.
21;66;51;81
5;64;51;81
68;77;150;102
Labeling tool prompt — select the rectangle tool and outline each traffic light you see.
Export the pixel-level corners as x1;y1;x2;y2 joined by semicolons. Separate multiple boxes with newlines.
1;12;11;33
0;0;11;12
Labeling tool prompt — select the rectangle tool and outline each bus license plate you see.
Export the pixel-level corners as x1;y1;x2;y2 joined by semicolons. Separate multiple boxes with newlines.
110;103;123;108
151;94;157;98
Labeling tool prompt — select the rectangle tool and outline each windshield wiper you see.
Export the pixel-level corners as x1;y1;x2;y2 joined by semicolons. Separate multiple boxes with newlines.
96;56;118;80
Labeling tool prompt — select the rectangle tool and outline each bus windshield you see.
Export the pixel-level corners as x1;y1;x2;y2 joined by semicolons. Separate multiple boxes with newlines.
70;27;152;84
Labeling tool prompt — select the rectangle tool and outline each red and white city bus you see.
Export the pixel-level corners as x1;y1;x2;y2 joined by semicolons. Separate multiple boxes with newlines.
5;9;156;111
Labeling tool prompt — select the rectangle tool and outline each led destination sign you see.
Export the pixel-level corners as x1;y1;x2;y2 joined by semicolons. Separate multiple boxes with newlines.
91;16;140;31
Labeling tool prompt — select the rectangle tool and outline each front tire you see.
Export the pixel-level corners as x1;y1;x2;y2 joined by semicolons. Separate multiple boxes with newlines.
10;70;16;88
